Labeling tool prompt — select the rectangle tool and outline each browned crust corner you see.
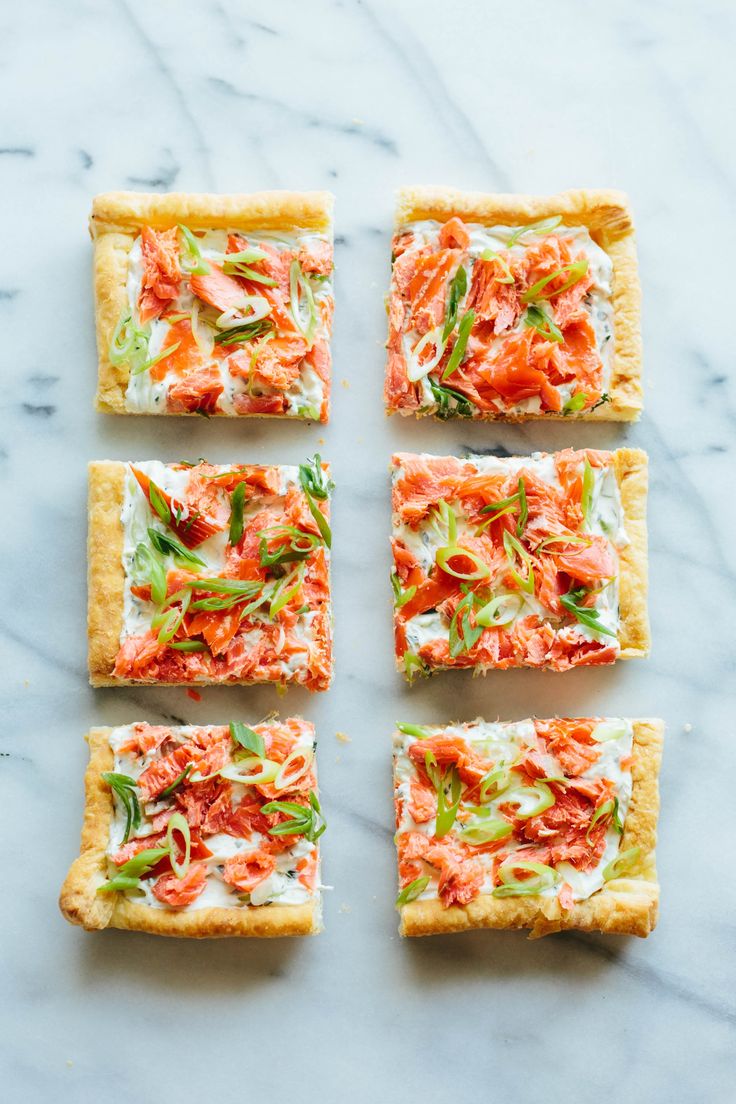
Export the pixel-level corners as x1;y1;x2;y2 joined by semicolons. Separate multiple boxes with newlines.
87;462;126;685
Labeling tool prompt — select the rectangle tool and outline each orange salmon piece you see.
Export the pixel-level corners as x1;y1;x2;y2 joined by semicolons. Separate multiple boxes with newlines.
130;466;224;548
152;864;208;907
167;364;224;414
138;226;182;324
222;849;277;892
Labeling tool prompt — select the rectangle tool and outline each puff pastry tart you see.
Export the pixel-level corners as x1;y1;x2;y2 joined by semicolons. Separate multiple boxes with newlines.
391;448;648;677
88;456;333;690
385;187;641;420
90;191;334;420
60;719;325;937
393;717;662;938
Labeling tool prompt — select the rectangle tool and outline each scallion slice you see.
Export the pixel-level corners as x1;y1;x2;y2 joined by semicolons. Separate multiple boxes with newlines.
590;720;629;743
98;846;170;894
560;588;617;638
440;308;475;381
133;543;167;606
516;477;528;537
258;525;320;567
396;723;432;739
220;756;280;785
147;527;206;567
395;875;430;908
109;311;151;373
101;772;141;844
298;455;332;548
228;481;246;546
587;797;623;839
436;545;490;581
261;790;326;843
503;530;535;594
147;479;171;524
229;722;266;757
581;457;595;527
178;224;211;275
504;781;555;819
160;764;193;797
521;259;589;304
391;572;417;609
602;846;641;882
562;391;587;415
523;304;563;344
479;248;514;283
479;766;512;803
132;340;181;377
289;259;317;347
492;860;560;897
442;265;468;342
505;216;562;249
269;567;304;619
274;746;314;792
166;812;191;879
475;592;523;629
459;815;513;845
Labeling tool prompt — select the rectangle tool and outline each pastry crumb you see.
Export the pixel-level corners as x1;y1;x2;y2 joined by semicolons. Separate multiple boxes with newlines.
341;378;350;389
683;722;693;733
339;902;351;913
318;437;325;445
335;730;351;744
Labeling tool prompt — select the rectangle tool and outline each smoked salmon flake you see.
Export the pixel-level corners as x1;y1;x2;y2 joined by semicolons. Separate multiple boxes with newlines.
99;720;323;912
390;449;635;677
108;458;332;690
393;718;641;917
385;211;617;420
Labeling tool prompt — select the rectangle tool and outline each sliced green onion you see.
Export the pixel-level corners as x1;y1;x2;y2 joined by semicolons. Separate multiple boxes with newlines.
289;259;317;347
147;527;206;567
436;545;490;581
503;530;535;594
562;391;587;415
160;764;193;797
440;308;475;381
169;640;208;652
535;534;590;553
132;340;181;377
523;304;563;344
98;846;170;894
214;319;274;346
216;246;268;265
152;589;191;644
560;588;617;638
428;377;476;419
178;224;210;275
479;248;514;283
109;311;151;373
492;860;560;897
428;760;462;838
262;790;326;842
230;721;266;758
396;723;432;739
602;846;641;882
587;797;623;839
475;592;523;628
516;477;528;537
581;457;595;527
258;525;319;567
403;650;429;681
229;481;246;546
101;772;141;844
166;812;191;879
132;543;167;605
504;782;555;819
407;327;446;382
299;454;332;500
391;572;417;608
269;568;304;619
505;216;562;249
185;577;264;612
396;875;430;908
221;250;277;286
590;719;629;743
459;815;513;845
448;587;485;658
479;766;512;803
274;746;314;792
442;265;468;342
521;259;589;304
220;756;280;785
147;479;171;524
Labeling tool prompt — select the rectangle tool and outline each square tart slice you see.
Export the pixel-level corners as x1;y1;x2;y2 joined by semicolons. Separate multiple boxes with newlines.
385;186;641;421
88;457;333;690
91;190;334;420
60;719;324;937
391;448;648;678
393;717;663;938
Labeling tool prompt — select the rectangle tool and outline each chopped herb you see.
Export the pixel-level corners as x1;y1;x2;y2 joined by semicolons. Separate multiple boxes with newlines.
169;640;208;652
442;265;468;341
516;477;528;538
98;847;170;895
424;752;463;837
132;341;181;377
581;457;595;527
428;378;475;419
391;572;417;608
178;224;210;275
258;525;319;568
523;304;563;344
133;543;167;605
505;216;562;249
298;455;332;548
448;586;485;657
147;480;171;524
520;259;588;304
160;764;193;798
396;723;432;739
562;392;587;415
213;319;274;346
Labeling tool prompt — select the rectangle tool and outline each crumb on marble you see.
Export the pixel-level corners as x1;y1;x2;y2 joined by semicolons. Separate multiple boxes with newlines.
187;689;202;703
683;723;693;733
339;902;351;913
318;437;325;445
335;730;351;744
341;378;350;389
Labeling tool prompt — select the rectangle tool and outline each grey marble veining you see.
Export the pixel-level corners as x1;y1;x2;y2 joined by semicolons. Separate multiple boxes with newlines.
2;1;735;1101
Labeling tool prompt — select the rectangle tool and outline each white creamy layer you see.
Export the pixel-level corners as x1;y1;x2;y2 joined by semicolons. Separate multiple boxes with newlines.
396;219;614;415
392;452;627;657
394;718;634;903
124;228;332;416
105;724;320;910
119;461;323;681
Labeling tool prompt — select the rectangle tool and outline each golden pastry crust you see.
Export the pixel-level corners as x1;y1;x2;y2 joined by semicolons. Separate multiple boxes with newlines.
615;448;650;658
87;460;332;688
88;462;126;683
91;190;334;415
59;728;321;938
400;718;663;938
392;185;642;421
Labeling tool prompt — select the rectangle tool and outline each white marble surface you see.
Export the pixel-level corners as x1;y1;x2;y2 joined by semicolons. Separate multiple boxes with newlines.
2;1;735;1100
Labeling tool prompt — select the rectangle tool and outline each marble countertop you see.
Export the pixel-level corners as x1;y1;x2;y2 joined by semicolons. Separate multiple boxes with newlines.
3;1;735;1100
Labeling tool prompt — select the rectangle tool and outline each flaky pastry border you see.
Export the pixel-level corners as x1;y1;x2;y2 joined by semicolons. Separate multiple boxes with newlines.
90;190;334;415
390;186;642;421
87;460;333;689
59;727;322;938
399;718;663;938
